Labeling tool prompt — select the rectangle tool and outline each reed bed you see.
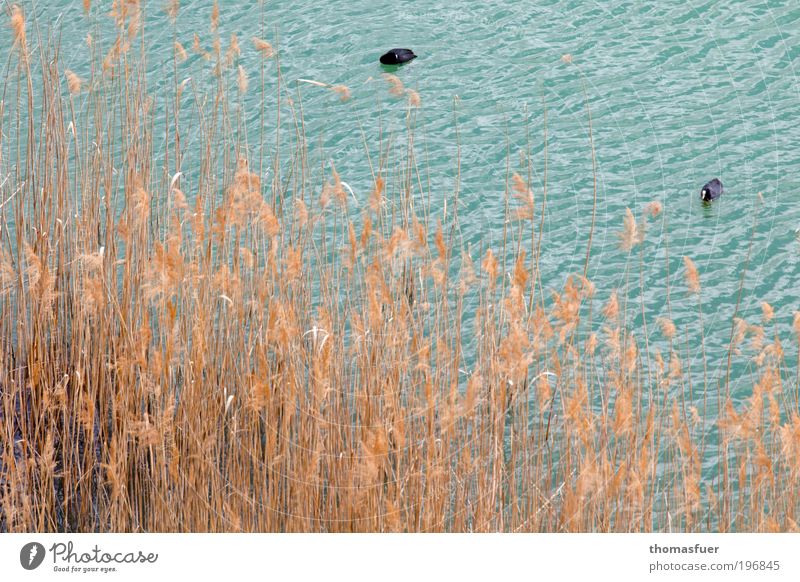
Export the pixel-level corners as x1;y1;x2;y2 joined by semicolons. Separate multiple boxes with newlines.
1;3;798;532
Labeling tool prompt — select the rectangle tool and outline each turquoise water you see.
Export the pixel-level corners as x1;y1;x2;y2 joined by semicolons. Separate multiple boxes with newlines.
5;1;800;503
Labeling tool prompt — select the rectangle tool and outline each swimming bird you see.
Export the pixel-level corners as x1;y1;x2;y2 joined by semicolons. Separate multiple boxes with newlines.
700;178;723;202
379;48;417;65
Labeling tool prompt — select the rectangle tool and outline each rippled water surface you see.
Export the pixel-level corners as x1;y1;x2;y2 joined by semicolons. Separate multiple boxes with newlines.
6;0;800;490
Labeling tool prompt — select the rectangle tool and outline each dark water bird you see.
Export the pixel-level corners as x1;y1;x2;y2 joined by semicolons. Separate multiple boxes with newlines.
700;178;723;202
379;48;417;65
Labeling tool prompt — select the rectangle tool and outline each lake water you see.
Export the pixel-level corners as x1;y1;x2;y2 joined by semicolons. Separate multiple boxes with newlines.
6;0;800;509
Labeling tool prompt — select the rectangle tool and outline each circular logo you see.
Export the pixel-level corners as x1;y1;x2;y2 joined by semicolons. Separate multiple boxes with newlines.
20;542;46;570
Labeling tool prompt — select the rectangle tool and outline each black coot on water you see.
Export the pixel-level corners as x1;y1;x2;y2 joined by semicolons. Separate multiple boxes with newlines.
380;48;417;65
700;178;723;202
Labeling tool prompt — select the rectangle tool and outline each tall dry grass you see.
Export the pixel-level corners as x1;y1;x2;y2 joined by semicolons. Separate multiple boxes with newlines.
0;3;798;532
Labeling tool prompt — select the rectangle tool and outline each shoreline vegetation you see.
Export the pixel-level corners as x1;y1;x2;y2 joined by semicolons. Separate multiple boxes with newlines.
2;2;799;532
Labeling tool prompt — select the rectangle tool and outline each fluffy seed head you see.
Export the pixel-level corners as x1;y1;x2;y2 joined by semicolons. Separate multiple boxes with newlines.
252;37;274;58
761;301;774;323
382;73;404;97
65;70;83;94
645;201;663;218
657;317;676;340
603;291;619;320
174;41;187;62
165;0;179;22
683;256;700;294
210;1;219;31
237;64;248;93
330;85;351;101
10;5;26;49
617;208;640;251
